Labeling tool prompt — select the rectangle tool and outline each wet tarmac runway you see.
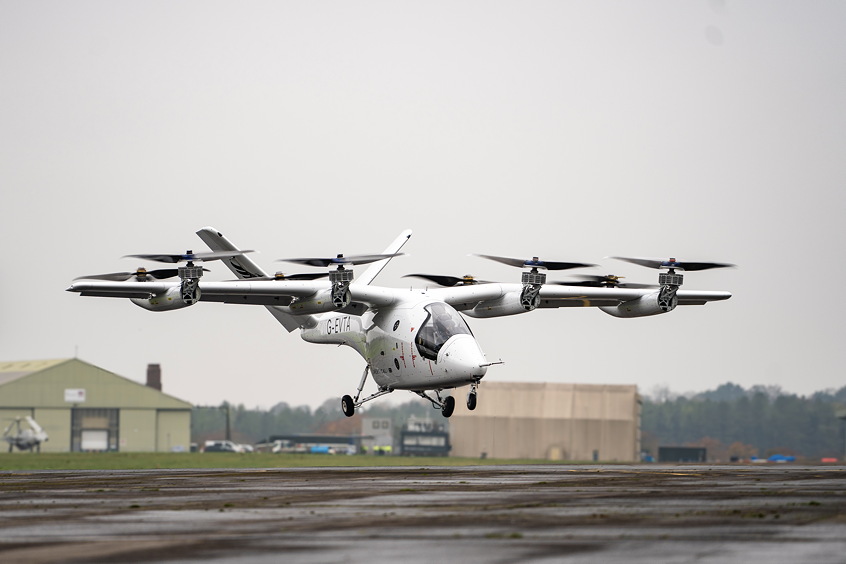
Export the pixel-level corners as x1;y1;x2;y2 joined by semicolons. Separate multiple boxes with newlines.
0;464;844;563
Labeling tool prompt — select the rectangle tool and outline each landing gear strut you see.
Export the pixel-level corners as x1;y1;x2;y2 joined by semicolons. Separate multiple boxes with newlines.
341;365;393;417
416;389;456;418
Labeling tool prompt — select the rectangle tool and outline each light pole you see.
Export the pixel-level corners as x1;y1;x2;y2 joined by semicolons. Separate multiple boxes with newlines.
837;409;846;462
223;402;231;442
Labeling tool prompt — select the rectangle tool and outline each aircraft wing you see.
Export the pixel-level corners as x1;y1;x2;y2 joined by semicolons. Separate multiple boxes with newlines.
536;286;732;308
432;284;652;310
67;277;404;315
427;283;731;317
196;281;328;305
66;280;175;299
428;284;510;310
66;279;331;305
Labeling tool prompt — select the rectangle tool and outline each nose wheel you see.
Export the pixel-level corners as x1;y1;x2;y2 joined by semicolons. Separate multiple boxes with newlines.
466;380;479;411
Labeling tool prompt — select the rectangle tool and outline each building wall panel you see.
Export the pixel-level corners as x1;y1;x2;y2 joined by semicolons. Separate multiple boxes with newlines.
451;382;640;461
32;408;71;453
156;410;191;452
120;409;157;452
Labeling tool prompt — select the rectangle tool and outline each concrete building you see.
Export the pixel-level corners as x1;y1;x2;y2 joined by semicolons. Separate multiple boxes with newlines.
450;382;641;462
361;417;393;454
0;359;192;453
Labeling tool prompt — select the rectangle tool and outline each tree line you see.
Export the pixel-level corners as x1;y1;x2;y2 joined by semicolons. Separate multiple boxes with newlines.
192;383;846;461
192;398;434;447
641;383;846;461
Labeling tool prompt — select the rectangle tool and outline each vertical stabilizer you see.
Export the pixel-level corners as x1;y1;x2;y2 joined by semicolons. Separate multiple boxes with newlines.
355;229;412;286
195;227;311;332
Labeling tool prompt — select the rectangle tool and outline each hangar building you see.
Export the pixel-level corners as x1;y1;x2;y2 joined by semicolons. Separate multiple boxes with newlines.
450;382;640;462
0;359;192;453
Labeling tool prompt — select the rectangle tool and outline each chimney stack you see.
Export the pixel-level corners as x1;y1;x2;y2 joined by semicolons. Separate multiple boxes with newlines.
146;364;162;391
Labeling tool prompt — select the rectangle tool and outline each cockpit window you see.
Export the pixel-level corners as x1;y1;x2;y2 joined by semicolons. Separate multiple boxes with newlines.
415;302;472;361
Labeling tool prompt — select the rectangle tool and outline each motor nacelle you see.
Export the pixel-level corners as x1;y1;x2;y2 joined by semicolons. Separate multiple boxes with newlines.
130;285;198;311
465;291;531;318
284;288;350;315
599;290;677;318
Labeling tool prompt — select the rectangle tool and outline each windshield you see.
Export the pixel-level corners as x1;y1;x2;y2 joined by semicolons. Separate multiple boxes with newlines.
415;302;473;361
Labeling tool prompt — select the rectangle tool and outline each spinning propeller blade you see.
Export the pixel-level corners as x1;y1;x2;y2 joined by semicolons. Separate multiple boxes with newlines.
475;254;596;271
280;253;404;268
611;257;735;271
552;274;656;289
124;250;253;264
73;267;209;282
404;273;486;287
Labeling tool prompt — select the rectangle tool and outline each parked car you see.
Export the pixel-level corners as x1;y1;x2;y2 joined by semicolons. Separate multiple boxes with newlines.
203;440;243;453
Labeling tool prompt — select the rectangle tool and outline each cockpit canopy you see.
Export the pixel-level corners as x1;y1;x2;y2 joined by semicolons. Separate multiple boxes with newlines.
415;302;473;361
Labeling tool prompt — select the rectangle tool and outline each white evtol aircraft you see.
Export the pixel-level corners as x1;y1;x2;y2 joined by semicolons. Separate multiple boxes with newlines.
67;228;732;418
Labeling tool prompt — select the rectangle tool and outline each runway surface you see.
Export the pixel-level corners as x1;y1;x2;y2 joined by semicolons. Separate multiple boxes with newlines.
0;464;844;563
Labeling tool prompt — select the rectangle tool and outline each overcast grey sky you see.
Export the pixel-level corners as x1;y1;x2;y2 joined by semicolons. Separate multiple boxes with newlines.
2;1;844;410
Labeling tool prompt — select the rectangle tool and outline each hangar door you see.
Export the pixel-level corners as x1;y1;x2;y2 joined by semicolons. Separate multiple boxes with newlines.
71;408;119;452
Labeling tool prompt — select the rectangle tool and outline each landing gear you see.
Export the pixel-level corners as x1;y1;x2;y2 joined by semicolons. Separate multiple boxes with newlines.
340;365;394;417
467;380;479;411
441;396;455;418
416;390;456;418
341;395;355;417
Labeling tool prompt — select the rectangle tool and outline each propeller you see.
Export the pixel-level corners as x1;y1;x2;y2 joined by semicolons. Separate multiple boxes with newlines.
552;274;656;289
2;419;16;437
475;254;596;271
610;257;735;271
74;267;209;282
403;273;487;287
123;250;253;264
236;272;330;282
279;253;404;268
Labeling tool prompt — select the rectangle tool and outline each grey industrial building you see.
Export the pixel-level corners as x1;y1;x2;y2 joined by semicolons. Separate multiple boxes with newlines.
0;358;192;453
450;381;641;461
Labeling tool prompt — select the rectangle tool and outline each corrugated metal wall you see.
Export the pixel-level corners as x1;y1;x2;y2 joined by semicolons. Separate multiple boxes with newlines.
450;382;640;461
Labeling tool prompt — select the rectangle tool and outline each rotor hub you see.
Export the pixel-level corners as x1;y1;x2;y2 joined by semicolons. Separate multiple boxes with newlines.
521;271;546;286
329;269;354;285
658;272;683;286
178;264;205;280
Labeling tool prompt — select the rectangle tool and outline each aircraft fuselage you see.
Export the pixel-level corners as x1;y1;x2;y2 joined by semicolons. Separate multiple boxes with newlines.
301;295;488;391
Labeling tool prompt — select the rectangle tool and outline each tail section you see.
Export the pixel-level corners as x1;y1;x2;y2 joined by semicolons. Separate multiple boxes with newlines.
355;229;412;286
24;416;44;435
195;227;412;329
195;227;311;332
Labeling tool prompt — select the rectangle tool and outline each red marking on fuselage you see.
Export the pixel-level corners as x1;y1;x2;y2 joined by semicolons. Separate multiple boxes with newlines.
400;342;418;369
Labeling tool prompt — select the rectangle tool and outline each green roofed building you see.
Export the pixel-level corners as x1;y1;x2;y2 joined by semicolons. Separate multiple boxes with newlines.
0;359;191;453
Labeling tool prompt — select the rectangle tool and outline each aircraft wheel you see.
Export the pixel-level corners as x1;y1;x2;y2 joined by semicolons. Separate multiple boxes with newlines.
441;396;455;418
467;392;477;411
341;395;355;417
